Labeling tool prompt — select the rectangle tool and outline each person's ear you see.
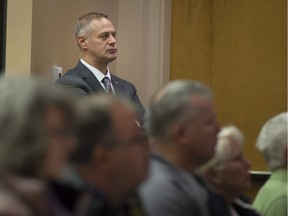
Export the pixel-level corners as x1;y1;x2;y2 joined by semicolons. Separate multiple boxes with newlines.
171;123;189;145
77;36;88;49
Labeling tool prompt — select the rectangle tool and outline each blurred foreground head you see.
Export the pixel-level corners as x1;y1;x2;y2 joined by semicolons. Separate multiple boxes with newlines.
70;94;149;203
0;77;77;179
145;80;220;170
256;112;287;170
199;126;251;202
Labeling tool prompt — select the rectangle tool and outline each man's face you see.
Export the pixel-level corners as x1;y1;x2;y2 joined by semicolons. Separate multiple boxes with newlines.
82;18;117;64
41;106;76;178
183;95;220;167
110;105;149;197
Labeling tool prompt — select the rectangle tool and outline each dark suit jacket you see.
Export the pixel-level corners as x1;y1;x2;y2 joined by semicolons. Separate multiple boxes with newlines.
196;176;261;216
51;167;147;216
56;61;145;124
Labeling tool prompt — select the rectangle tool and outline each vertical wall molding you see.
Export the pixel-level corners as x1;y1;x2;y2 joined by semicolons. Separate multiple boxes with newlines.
0;0;7;74
117;0;171;106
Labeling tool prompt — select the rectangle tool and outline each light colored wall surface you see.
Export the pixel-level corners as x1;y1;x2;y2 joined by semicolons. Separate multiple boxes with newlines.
5;0;33;76
117;0;171;105
5;0;171;107
31;0;118;77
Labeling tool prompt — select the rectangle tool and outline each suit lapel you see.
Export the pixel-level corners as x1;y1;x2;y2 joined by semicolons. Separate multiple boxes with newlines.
111;75;121;95
76;61;105;93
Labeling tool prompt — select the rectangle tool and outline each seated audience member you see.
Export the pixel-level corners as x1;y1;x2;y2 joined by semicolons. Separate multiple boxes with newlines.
253;112;287;216
54;94;149;216
139;80;220;216
198;126;260;216
0;77;77;215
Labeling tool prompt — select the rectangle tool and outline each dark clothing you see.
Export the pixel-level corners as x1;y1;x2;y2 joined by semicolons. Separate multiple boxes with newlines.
79;190;146;216
0;175;72;216
196;176;261;216
56;61;145;124
51;167;146;216
139;153;209;216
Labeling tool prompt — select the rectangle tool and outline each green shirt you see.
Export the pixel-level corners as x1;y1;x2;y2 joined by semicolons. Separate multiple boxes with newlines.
253;169;287;216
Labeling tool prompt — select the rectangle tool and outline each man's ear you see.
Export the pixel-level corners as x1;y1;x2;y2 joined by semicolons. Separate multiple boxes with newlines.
77;36;88;49
171;123;189;145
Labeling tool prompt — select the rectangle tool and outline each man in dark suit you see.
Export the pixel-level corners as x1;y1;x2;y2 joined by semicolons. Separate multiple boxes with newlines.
56;12;145;124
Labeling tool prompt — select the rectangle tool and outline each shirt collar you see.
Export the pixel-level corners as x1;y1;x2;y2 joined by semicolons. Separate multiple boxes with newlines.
80;59;112;82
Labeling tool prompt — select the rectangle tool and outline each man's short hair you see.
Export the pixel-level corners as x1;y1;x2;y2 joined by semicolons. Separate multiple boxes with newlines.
145;80;212;140
75;12;109;38
70;94;134;164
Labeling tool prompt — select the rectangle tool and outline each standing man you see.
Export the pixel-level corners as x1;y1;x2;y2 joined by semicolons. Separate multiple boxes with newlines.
139;80;220;216
56;12;145;124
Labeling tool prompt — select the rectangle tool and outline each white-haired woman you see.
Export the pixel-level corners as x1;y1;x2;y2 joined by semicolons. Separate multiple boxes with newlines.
253;112;287;216
197;126;260;216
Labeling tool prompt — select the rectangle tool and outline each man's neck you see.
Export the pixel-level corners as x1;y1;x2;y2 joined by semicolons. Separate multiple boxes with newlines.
153;140;197;175
81;56;108;75
75;165;124;205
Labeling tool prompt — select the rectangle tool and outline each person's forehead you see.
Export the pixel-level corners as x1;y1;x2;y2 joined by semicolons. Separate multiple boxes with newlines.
115;115;140;140
190;94;211;104
90;18;115;31
191;95;214;114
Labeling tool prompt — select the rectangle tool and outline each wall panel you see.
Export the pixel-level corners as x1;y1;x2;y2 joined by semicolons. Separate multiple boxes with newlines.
171;0;287;171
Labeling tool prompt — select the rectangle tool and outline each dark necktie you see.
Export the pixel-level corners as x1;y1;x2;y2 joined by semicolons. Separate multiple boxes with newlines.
102;77;113;94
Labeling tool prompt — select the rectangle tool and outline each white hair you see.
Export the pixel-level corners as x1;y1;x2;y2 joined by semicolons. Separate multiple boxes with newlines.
198;125;244;173
256;112;287;170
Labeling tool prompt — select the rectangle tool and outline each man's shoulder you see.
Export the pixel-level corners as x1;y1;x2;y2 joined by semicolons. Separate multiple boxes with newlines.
57;66;82;81
55;69;93;96
56;68;89;87
141;154;208;199
140;155;194;195
56;61;90;83
139;158;207;216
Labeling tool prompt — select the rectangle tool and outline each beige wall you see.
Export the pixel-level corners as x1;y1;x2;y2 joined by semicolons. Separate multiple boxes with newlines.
31;0;119;77
117;0;171;105
5;0;171;107
5;0;33;76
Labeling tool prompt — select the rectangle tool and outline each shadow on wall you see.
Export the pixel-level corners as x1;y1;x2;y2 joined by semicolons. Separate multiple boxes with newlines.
0;0;7;74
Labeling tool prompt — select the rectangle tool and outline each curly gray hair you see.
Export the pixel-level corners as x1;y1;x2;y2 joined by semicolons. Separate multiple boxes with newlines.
198;125;244;174
256;112;287;170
